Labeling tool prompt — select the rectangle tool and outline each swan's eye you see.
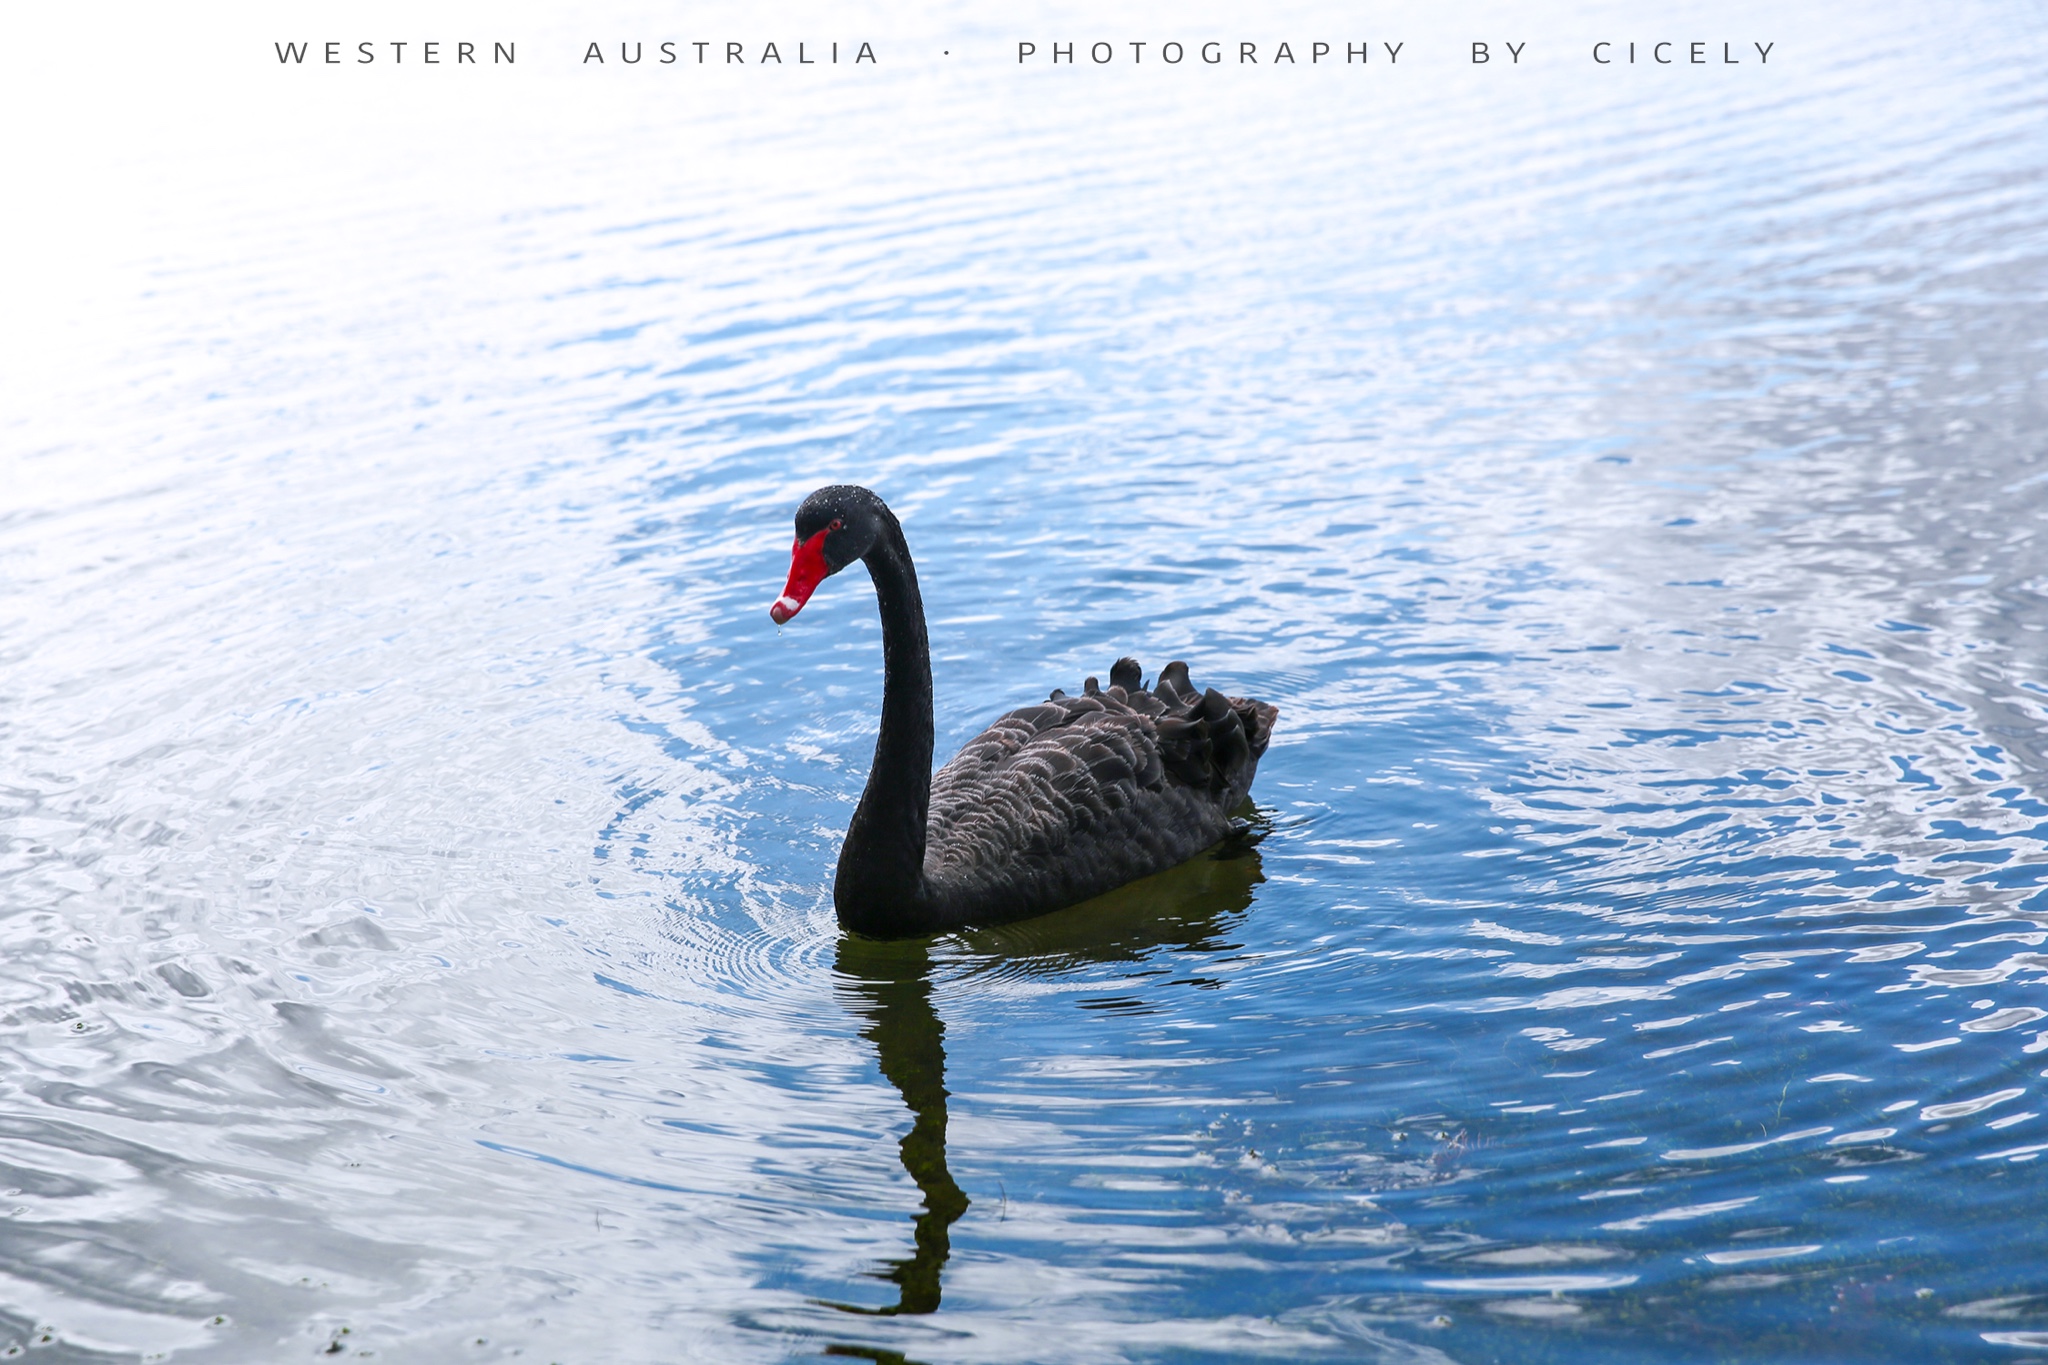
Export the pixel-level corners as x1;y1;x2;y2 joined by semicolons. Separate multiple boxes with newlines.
828;518;844;532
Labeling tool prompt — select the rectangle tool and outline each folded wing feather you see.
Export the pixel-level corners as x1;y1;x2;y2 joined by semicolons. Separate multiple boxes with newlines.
924;657;1277;915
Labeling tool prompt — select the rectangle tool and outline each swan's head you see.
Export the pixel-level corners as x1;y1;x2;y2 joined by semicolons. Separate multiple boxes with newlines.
770;485;886;624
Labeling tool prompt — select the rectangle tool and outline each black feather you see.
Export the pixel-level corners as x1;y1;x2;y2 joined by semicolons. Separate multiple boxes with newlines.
925;653;1278;930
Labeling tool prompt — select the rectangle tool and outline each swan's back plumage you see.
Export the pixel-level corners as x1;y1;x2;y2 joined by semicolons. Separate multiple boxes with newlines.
923;657;1277;922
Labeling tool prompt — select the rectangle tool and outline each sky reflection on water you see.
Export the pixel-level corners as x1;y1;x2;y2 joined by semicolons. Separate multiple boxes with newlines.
2;0;2048;1360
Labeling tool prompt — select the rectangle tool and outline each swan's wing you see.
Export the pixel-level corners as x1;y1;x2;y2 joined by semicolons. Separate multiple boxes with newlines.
924;659;1277;913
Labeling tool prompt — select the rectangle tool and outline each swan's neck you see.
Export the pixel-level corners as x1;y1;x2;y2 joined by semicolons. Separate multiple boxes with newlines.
835;512;937;935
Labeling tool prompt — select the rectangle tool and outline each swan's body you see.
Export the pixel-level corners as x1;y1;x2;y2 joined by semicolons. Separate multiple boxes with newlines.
772;485;1277;938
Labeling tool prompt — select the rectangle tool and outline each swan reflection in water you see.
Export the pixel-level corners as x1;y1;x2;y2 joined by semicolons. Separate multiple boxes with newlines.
825;818;1267;1322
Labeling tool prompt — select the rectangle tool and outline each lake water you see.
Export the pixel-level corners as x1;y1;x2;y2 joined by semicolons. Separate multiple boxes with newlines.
4;0;2048;1360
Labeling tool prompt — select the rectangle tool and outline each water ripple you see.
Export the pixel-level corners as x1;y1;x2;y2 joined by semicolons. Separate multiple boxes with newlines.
2;0;2047;1359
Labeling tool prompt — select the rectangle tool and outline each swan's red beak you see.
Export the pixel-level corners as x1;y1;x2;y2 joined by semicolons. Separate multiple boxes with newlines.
770;527;831;624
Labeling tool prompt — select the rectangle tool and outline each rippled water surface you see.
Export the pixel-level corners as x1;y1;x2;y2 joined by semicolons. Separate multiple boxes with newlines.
5;0;2048;1359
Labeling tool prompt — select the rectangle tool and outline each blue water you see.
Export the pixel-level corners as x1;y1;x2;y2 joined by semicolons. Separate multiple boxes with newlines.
4;0;2048;1359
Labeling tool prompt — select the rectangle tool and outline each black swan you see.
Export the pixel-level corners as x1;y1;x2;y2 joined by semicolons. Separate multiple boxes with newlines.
770;484;1278;938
